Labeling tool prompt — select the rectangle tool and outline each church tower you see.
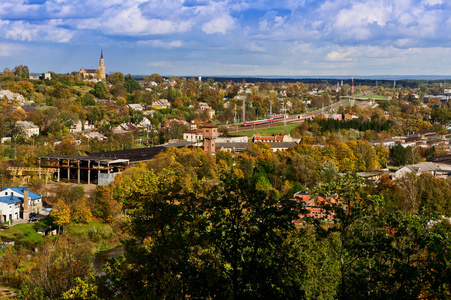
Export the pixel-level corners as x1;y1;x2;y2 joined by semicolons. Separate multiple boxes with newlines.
98;50;106;81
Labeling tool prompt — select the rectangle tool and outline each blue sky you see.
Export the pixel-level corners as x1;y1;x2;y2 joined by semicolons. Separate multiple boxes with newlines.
1;0;451;76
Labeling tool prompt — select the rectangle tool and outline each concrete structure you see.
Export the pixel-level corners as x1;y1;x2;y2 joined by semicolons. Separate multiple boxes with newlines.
39;155;129;185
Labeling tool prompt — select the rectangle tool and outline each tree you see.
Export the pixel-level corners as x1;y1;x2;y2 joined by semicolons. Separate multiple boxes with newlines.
108;72;125;85
124;78;142;94
52;199;71;232
71;198;93;224
90;81;109;99
102;169;304;299
13;65;29;80
22;237;94;299
390;143;407;166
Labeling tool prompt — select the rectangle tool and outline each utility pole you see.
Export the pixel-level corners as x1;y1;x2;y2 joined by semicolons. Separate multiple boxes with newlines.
242;98;245;124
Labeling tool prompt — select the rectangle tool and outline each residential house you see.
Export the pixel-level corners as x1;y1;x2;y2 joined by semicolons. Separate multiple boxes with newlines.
216;142;297;153
394;162;451;179
127;104;144;111
293;191;339;221
165;119;189;127
0;90;25;105
216;135;248;143
0;187;43;221
70;120;95;133
82;131;108;141
16;121;39;138
183;129;203;143
344;112;358;120
252;134;294;143
152;99;171;110
324;113;343;121
112;123;138;134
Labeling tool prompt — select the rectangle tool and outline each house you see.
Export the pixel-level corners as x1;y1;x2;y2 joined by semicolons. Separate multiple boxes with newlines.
139;117;152;130
216;135;248;143
324;113;343;121
216;142;297;153
152;99;171;109
112;123;138;134
82;131;108;141
183;129;203;143
0;187;43;221
344;112;358;120
252;134;294;143
69;120;95;133
15;121;39;138
293;191;340;221
394;162;451;179
165;119;189;127
0;90;25;105
127;104;144;111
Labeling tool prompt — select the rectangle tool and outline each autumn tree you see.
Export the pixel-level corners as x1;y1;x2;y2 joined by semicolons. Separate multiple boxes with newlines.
52;199;71;232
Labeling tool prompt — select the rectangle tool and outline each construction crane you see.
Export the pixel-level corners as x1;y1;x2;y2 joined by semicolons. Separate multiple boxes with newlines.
7;167;57;187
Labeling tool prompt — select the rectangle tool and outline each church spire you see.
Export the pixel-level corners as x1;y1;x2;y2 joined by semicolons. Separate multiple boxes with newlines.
101;49;103;59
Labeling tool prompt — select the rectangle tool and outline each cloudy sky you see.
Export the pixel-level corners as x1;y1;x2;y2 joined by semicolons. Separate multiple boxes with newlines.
1;0;451;77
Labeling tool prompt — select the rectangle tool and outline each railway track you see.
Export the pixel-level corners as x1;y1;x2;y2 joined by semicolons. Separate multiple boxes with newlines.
230;99;350;132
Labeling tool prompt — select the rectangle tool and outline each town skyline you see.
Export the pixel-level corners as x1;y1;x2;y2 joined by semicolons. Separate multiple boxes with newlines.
1;0;451;76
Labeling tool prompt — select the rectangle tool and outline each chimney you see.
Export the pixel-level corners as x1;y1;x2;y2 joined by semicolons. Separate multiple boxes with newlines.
23;188;29;219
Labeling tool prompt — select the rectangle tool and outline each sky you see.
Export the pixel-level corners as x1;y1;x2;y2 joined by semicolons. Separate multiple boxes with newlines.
1;0;451;77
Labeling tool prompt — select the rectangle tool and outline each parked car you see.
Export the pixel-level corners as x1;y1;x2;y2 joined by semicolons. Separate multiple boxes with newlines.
29;218;38;222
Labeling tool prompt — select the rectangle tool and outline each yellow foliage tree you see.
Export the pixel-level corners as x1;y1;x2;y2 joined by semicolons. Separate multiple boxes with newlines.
52;199;71;231
71;198;92;224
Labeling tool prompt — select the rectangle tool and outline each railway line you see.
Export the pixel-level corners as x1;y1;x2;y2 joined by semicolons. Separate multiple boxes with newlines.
229;99;351;132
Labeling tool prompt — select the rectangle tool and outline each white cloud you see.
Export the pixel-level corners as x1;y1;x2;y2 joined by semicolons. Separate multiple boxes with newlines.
1;20;74;42
326;51;352;61
422;0;444;5
202;14;236;34
137;39;183;48
0;43;20;57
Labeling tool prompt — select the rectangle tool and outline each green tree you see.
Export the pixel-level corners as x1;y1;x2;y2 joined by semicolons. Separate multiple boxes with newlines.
90;81;109;99
390;143;407;166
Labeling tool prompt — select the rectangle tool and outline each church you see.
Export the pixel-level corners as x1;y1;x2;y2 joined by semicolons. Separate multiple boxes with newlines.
79;51;106;80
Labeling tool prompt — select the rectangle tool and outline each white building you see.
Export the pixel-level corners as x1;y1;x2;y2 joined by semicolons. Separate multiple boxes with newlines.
0;187;43;221
16;121;39;138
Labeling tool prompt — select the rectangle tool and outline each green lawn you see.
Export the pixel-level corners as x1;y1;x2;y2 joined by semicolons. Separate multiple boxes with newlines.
236;124;299;137
357;93;386;99
0;223;45;244
67;218;106;235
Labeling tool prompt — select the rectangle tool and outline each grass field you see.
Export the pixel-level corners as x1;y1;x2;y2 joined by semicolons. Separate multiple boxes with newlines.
0;223;45;244
236;124;299;137
357;93;386;99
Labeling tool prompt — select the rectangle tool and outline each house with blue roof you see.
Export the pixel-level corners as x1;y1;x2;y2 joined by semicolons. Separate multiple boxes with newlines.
0;187;43;222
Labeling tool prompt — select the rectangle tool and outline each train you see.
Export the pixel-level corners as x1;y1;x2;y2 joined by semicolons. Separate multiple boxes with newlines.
242;114;287;126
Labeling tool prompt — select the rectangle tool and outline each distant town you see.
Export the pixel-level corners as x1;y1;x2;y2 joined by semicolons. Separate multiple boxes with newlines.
2;52;451;298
